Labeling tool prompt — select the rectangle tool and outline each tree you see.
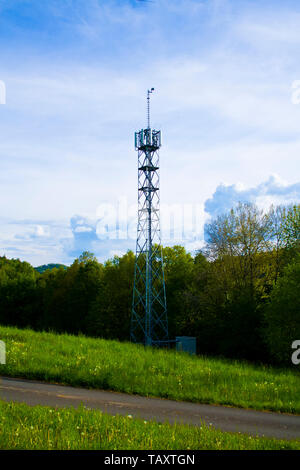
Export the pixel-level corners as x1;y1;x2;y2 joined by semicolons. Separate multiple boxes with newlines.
87;251;135;340
39;252;104;334
205;202;273;299
268;204;287;283
162;245;194;337
282;204;300;252
78;251;98;265
264;255;300;365
0;256;39;328
203;203;276;360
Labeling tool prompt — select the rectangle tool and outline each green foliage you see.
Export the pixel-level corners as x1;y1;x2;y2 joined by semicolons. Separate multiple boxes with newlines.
282;204;300;252
205;202;273;291
0;401;299;450
87;251;135;340
264;255;300;365
0;256;39;328
201;202;299;361
39;255;104;334
162;245;195;336
78;251;98;264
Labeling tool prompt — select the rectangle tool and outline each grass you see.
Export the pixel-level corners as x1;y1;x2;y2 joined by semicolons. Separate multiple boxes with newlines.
0;325;299;414
0;400;299;450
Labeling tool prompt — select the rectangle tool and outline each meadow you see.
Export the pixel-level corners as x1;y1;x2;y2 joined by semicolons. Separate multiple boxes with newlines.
0;400;299;450
0;325;299;414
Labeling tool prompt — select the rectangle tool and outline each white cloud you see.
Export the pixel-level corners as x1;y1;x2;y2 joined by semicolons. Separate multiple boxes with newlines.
204;175;300;219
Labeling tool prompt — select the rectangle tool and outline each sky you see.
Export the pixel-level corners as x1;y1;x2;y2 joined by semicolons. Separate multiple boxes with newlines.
0;0;300;266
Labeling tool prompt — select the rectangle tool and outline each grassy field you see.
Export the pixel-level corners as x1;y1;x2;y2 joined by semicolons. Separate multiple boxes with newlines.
0;325;299;414
0;400;299;450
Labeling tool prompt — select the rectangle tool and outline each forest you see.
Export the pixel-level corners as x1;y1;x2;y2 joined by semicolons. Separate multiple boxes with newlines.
0;202;299;366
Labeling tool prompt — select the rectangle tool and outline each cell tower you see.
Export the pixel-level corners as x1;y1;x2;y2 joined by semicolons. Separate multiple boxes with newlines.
131;89;169;346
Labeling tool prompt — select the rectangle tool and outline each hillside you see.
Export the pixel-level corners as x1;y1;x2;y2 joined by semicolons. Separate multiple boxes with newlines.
34;263;68;274
0;325;299;414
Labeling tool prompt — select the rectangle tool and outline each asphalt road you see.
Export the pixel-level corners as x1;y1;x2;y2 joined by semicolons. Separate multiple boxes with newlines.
1;375;300;440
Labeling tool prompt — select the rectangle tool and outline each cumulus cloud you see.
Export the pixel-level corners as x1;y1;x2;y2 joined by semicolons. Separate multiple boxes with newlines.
204;175;300;219
0;218;72;266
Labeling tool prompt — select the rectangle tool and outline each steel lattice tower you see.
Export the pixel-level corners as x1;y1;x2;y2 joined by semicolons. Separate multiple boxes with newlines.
131;89;169;346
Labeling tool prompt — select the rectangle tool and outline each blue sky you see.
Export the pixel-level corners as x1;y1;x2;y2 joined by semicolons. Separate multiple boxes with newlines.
0;0;300;265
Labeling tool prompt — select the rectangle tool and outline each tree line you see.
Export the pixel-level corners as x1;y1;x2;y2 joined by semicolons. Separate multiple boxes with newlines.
0;202;299;365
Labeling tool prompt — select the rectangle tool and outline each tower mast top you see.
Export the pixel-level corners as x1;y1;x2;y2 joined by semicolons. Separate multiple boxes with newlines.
147;88;154;129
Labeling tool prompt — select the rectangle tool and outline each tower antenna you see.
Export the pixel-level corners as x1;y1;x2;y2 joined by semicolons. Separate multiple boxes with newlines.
131;89;169;347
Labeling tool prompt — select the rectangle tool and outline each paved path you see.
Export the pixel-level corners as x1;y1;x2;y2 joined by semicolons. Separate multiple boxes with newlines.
1;376;300;440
